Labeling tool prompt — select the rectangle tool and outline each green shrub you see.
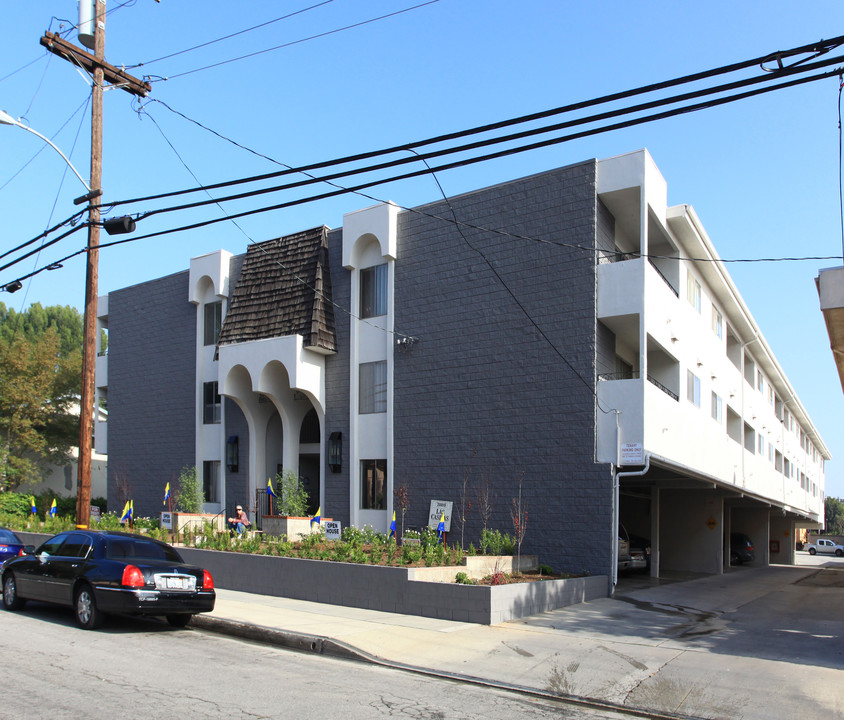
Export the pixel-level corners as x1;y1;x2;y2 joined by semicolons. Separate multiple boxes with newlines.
455;571;476;585
538;564;555;576
176;466;203;513
0;492;34;517
275;470;309;517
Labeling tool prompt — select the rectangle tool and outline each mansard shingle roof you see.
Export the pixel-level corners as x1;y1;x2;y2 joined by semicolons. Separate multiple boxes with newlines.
216;226;336;352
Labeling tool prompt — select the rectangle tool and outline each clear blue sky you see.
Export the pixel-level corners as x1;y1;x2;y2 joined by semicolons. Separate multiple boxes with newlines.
2;1;843;498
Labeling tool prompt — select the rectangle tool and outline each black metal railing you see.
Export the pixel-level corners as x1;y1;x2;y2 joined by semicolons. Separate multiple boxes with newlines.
254;489;270;531
597;371;640;382
648;259;679;297
647;374;679;401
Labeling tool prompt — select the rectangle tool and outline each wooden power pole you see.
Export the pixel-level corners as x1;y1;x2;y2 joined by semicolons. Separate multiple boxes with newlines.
40;2;150;528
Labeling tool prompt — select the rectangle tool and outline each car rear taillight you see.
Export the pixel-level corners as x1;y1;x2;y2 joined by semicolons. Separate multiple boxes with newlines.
202;569;214;590
122;565;145;588
17;548;24;557
747;545;755;551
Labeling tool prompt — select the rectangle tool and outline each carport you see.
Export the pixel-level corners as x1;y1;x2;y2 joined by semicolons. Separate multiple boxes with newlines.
618;456;817;578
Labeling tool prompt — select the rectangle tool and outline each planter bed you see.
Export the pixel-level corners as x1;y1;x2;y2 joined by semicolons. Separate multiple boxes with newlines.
15;531;607;624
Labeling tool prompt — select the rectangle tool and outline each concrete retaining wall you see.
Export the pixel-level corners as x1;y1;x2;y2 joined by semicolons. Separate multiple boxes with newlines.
177;546;606;624
15;532;606;624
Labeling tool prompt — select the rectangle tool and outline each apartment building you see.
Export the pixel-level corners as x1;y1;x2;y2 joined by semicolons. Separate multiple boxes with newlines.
94;149;828;581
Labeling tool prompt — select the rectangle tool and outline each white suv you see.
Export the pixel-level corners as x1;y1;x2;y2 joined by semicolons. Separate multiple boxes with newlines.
805;538;844;557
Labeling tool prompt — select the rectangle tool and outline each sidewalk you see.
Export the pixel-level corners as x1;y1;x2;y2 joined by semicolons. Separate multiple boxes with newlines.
192;565;844;720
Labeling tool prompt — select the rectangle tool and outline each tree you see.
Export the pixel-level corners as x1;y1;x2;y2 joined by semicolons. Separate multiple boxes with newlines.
825;496;844;535
0;303;83;490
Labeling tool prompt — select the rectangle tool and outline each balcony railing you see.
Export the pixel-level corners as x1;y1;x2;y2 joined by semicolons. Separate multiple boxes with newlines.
597;371;679;401
648;259;679;297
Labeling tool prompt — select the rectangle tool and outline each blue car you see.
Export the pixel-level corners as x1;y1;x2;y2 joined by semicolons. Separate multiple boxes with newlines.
0;528;25;567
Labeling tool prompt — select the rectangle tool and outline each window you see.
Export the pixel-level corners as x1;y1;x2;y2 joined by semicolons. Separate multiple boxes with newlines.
203;381;221;424
711;307;723;339
360;264;387;318
686;274;701;313
361;459;386;509
757;369;764;393
686;370;701;407
204;301;222;346
359;361;387;414
711;392;722;423
758;434;765;455
203;460;219;504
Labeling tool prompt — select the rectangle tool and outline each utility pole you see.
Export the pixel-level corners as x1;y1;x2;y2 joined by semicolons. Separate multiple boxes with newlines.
40;2;150;528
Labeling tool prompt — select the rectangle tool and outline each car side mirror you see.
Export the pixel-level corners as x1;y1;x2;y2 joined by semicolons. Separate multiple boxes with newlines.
23;545;35;554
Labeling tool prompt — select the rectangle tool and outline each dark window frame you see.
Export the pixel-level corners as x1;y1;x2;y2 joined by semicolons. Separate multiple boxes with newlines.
360;459;387;510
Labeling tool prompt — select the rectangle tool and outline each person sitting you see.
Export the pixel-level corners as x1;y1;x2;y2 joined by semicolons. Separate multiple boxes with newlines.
227;505;251;535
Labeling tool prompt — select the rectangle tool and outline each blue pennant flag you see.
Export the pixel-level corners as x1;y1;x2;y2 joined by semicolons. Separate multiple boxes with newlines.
163;482;170;505
310;506;321;527
120;500;131;522
389;511;396;539
437;512;445;542
30;497;37;515
267;477;277;498
49;498;57;517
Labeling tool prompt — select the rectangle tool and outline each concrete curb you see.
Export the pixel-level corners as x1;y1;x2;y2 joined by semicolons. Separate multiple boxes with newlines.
191;615;703;720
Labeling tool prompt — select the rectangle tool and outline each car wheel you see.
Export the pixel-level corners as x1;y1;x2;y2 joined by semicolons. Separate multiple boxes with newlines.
74;584;103;630
836;549;843;558
166;614;192;628
809;548;817;556
2;572;26;611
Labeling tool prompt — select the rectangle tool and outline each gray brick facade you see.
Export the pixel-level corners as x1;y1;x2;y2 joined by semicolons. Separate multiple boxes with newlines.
107;270;196;517
391;161;613;577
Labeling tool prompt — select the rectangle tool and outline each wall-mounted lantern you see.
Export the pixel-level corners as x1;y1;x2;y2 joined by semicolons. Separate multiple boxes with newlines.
226;436;239;473
328;432;342;473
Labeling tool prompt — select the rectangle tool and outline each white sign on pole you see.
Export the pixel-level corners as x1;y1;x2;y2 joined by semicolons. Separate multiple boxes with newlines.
324;520;342;541
160;511;173;530
428;500;453;532
620;442;644;465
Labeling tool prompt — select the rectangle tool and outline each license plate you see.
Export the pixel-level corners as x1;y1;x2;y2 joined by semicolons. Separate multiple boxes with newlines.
154;574;196;591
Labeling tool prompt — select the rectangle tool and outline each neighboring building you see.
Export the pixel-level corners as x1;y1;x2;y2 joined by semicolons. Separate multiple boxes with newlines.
96;150;829;581
28;402;108;501
816;265;844;393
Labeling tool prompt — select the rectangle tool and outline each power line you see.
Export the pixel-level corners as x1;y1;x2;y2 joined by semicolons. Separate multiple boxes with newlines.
113;35;844;209
121;54;844;227
4;38;844;286
127;0;337;68
145;1;441;83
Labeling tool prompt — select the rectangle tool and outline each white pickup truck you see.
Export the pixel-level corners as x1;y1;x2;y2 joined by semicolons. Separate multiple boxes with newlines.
804;538;844;557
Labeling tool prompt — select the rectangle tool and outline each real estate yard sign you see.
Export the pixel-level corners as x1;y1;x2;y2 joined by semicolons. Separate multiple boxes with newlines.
428;500;453;532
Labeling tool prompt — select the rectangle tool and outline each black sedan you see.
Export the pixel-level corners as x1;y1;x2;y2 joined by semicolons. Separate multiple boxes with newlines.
1;530;215;629
0;528;26;567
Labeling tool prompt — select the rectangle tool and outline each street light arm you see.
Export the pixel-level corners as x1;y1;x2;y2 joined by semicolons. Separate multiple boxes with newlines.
0;110;92;192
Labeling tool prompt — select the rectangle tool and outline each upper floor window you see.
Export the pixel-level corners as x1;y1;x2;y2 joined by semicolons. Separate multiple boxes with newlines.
711;392;722;423
359;361;387;414
360;264;387;318
711;307;723;339
756;369;764;393
687;370;701;407
203;381;221;424
204;301;222;346
686;274;701;314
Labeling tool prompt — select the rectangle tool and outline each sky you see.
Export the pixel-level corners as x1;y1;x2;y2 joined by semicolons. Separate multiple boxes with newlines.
1;1;843;498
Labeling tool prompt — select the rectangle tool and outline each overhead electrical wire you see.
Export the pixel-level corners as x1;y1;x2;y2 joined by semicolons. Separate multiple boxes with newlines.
127;0;337;68
114;34;844;209
143;0;441;83
3;36;844;286
4;66;844;287
119;54;844;226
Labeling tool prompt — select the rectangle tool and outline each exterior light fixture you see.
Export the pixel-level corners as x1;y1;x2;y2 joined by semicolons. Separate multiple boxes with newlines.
3;280;23;293
226;436;239;473
328;432;342;473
